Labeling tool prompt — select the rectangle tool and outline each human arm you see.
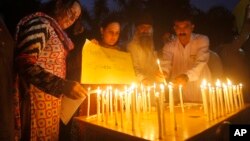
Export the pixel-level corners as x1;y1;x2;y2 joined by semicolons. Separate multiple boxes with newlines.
15;17;86;99
184;35;210;81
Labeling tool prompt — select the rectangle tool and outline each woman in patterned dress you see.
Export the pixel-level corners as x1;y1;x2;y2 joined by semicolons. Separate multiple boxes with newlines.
14;0;87;140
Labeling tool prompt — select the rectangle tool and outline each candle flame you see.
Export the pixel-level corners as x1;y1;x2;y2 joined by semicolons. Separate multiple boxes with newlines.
157;59;160;65
216;79;221;87
155;92;159;97
227;79;232;85
168;82;173;89
201;79;207;87
160;83;164;90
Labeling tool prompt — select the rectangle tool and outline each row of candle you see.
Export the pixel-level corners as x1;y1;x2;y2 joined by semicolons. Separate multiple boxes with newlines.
85;83;179;139
200;79;244;121
84;79;245;139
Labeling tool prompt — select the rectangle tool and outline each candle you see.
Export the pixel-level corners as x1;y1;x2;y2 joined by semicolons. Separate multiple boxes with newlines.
105;87;110;123
160;84;166;136
239;83;244;106
109;86;113;117
179;85;184;113
215;80;224;117
227;80;234;111
155;92;163;139
114;89;118;126
201;80;208;118
120;93;124;128
87;87;91;118
208;83;213;120
147;86;151;112
236;84;242;108
168;83;174;113
131;84;136;131
157;59;167;85
168;83;177;130
211;87;217;119
223;83;230;114
135;84;139;113
237;84;244;108
97;87;101;120
233;85;239;110
101;91;105;122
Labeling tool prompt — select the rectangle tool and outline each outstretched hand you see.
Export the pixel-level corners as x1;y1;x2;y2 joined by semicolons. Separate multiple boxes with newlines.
173;74;189;85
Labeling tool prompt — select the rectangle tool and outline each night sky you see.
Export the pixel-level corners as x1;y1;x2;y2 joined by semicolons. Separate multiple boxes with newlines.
80;0;240;12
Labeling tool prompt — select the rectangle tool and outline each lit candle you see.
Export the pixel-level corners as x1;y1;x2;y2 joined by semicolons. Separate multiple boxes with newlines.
97;87;101;120
124;86;129;119
109;86;113;117
147;86;151;112
114;89;118;126
201;80;208;118
105;87;109;123
233;85;239;110
120;92;124;128
131;84;136;131
168;83;174;113
135;84;139;113
227;79;234;111
168;83;177;130
223;83;230;114
215;80;224;117
208;83;213;120
160;84;166;136
87;87;91;118
236;84;242;108
155;92;163;139
179;85;184;113
101;91;105;122
212;87;217;119
239;83;244;106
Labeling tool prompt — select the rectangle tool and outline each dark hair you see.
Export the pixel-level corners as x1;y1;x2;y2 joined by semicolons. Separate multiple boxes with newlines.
41;0;81;18
173;7;194;24
100;13;122;29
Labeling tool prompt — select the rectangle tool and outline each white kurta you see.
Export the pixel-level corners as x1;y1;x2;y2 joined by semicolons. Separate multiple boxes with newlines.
161;33;211;102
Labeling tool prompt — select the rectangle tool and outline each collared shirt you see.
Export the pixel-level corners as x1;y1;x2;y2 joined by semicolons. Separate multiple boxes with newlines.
161;33;211;102
161;33;211;81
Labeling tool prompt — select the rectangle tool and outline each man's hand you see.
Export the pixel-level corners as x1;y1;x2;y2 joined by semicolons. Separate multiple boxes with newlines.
173;74;189;85
155;70;167;83
63;81;87;99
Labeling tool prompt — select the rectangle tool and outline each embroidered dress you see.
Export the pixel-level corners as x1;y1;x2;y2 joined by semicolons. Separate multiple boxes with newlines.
14;12;73;141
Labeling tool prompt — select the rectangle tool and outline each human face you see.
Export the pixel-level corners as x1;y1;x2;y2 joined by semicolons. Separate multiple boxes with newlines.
136;24;153;36
174;20;194;44
57;2;81;29
101;22;120;46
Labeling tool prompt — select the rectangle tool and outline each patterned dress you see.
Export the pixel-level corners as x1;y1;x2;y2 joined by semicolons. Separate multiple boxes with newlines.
14;12;74;141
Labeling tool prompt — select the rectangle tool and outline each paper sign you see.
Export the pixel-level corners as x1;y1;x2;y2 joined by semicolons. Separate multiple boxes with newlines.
81;39;137;84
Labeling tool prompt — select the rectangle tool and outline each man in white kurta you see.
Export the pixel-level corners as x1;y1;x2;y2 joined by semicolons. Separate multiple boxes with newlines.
161;12;211;102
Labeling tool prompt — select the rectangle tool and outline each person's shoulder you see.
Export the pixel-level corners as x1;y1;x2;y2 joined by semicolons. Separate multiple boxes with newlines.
193;33;209;41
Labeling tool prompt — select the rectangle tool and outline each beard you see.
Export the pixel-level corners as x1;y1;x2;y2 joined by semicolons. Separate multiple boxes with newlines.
138;33;154;50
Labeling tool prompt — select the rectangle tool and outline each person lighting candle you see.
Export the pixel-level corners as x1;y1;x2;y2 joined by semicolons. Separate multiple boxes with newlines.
160;7;211;102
